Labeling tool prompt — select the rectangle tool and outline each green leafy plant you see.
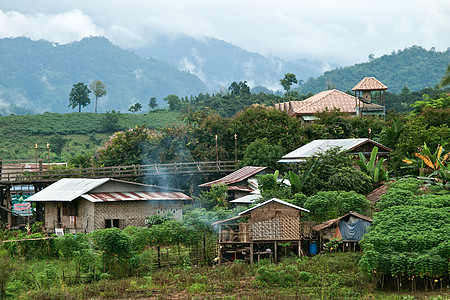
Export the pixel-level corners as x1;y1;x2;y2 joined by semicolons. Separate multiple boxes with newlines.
356;146;389;183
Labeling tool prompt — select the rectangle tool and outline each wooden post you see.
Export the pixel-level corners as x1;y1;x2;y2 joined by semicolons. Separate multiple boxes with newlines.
217;244;222;265
6;187;11;227
274;241;277;264
157;245;161;268
189;175;194;197
250;243;254;264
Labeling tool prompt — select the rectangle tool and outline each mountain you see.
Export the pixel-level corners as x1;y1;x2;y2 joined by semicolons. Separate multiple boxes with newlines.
0;37;208;115
297;46;450;94
132;35;332;90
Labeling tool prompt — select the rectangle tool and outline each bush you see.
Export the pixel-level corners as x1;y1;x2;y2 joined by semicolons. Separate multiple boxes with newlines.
303;191;371;222
89;228;134;276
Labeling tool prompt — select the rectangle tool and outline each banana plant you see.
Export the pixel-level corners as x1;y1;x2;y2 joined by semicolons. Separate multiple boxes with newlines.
403;143;450;175
288;163;315;194
436;159;450;190
356;146;388;183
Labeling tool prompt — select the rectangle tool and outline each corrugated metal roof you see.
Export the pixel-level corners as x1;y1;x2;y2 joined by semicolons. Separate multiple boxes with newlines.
238;198;309;215
312;211;373;231
230;194;262;204
81;191;192;203
27;178;111;202
278;138;391;163
199;166;267;187
27;178;187;202
352;77;388;91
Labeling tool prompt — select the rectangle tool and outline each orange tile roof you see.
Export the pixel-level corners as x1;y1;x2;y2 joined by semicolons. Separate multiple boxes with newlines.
352;77;388;91
287;89;357;115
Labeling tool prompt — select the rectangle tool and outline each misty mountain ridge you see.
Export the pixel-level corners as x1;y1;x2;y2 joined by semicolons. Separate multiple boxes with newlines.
132;35;333;90
0;36;448;116
0;36;207;115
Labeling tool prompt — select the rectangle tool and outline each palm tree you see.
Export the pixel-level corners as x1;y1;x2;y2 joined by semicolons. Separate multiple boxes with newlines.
439;64;450;88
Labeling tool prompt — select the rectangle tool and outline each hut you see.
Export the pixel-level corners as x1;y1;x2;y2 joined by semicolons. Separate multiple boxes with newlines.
212;198;311;263
312;211;372;253
27;178;191;234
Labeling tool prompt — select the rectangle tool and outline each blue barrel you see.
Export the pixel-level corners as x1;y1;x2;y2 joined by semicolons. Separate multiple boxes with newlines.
309;241;318;255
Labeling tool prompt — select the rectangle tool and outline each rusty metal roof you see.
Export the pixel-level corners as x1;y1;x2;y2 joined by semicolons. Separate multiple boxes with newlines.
226;185;254;192
312;211;373;231
352;77;388;91
81;192;191;203
199;166;267;187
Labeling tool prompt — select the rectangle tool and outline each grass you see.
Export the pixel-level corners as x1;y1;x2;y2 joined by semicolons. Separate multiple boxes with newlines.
0;110;181;162
4;253;448;299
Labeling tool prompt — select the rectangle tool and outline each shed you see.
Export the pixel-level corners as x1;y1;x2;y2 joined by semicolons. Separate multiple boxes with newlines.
278;138;391;163
312;211;372;252
27;178;191;233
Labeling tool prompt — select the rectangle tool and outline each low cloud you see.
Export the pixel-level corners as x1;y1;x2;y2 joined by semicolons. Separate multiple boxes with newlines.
1;1;449;66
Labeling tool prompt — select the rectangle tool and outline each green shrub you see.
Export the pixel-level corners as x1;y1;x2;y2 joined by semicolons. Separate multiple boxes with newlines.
89;228;134;276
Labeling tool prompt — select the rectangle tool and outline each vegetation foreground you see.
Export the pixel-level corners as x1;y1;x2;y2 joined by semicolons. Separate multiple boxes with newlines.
1;252;449;300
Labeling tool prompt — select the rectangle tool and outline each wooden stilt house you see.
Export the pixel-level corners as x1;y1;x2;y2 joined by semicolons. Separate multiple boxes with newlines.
212;198;311;264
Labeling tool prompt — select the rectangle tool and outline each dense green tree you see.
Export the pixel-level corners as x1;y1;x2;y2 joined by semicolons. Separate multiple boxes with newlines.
302;191;370;222
102;110;121;132
164;94;181;111
68;82;91;112
240;138;285;170
49;135;68;157
89;80;106;114
148;97;158;110
129;102;142;113
298;147;373;196
410;93;450;113
228;81;251;96
280;73;298;94
94;124;161;167
196;183;229;210
439;64;450;88
232;105;304;155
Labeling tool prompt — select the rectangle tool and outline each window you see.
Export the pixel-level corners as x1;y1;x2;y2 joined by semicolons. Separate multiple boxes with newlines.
105;219;120;228
62;201;78;216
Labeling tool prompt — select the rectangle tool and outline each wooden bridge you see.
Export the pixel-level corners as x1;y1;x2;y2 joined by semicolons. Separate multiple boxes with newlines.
0;159;237;185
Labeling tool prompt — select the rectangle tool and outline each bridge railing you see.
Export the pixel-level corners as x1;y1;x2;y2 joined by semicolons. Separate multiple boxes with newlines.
1;161;237;183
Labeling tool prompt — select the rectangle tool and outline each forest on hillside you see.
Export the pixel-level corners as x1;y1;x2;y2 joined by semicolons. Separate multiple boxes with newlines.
298;46;450;94
0;37;207;115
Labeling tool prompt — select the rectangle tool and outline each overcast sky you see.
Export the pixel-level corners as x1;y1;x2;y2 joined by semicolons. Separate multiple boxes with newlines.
1;0;449;66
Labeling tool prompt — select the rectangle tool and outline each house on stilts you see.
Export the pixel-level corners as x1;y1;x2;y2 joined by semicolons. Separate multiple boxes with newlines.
212;198;313;264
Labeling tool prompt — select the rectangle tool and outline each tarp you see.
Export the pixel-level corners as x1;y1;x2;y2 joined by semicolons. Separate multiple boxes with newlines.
338;216;371;241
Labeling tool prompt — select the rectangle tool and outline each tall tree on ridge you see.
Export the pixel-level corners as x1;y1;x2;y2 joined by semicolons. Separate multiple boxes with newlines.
69;82;91;112
280;73;298;96
89;80;107;114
